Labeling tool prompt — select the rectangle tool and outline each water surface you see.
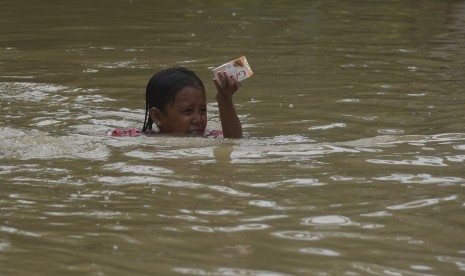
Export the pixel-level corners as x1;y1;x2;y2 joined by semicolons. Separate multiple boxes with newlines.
1;0;465;275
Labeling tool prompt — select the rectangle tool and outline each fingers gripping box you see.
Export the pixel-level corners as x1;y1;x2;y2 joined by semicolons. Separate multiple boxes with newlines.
212;56;253;82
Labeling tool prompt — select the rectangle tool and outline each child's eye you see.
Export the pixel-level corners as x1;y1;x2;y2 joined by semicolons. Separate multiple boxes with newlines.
200;107;207;114
182;109;193;114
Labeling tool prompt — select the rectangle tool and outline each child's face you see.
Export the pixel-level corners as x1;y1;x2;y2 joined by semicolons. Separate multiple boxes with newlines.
155;86;207;136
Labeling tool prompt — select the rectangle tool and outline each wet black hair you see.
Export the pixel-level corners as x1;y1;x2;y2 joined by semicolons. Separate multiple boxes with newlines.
142;66;205;132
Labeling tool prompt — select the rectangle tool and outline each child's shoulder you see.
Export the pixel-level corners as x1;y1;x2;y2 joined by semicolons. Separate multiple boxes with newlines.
204;130;223;138
108;128;142;137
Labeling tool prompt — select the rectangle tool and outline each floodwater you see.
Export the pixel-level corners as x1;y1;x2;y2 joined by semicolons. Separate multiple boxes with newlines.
1;0;465;275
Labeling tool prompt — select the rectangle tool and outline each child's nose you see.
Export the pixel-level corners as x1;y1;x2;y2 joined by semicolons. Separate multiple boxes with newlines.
192;113;201;123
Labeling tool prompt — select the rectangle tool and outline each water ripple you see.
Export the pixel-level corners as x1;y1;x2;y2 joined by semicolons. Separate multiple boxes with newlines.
44;211;122;219
446;155;465;162
352;262;433;276
173;267;291;276
373;173;464;184
410;265;434;271
437;255;465;272
158;214;208;223
207;186;253;197
0;226;42;237
454;144;465;150
360;211;393;217
97;176;202;188
125;147;216;159
387;199;440;210
102;162;173;175
299;247;341;256
308;123;346;131
0;82;67;102
0;240;10;251
367;156;447;166
302;215;353;226
246;177;325;188
283;178;325;186
190;209;243;216
378;128;404;135
192;224;270;233
248;200;277;208
240;215;288;222
272;230;366;241
0;130;109;160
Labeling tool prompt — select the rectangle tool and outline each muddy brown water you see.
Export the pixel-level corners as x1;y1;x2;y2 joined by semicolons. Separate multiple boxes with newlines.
1;0;465;275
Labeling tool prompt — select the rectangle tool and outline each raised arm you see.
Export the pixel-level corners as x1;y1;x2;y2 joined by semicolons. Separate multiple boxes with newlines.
213;72;243;139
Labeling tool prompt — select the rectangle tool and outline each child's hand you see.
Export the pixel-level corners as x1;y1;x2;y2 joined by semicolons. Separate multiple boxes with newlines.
213;72;241;101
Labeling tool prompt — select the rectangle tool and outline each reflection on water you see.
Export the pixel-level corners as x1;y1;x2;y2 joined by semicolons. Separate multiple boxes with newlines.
1;0;465;275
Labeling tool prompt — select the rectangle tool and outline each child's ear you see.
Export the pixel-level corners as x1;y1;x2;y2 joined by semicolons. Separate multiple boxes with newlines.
149;107;162;127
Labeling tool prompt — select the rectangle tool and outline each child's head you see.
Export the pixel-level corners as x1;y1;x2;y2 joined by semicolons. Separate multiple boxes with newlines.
143;67;207;136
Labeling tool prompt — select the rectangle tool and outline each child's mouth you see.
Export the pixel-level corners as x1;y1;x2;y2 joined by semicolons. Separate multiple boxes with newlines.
188;129;204;136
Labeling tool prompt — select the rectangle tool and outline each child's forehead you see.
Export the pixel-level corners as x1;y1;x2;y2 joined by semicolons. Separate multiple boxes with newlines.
176;85;205;97
172;85;206;103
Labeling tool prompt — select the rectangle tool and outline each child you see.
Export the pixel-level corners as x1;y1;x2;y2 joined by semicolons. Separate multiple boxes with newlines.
111;66;242;138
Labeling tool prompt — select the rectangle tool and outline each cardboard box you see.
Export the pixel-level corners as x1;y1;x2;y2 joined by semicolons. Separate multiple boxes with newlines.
212;56;253;82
